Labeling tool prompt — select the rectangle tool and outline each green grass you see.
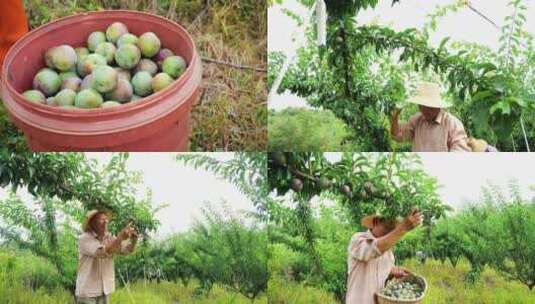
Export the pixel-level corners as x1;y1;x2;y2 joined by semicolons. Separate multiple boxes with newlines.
267;258;535;304
0;248;267;303
111;280;267;304
0;249;73;304
403;259;535;304
268;276;337;304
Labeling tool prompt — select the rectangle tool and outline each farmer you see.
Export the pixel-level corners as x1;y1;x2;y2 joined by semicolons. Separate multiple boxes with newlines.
390;81;471;152
75;210;138;304
0;0;28;70
345;209;423;304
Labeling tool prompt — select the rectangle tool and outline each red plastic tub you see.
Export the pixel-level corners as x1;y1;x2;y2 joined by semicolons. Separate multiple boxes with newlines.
1;10;202;151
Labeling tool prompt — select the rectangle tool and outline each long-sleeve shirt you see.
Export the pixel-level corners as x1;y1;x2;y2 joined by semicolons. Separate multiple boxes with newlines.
75;231;133;298
393;110;471;152
346;230;395;304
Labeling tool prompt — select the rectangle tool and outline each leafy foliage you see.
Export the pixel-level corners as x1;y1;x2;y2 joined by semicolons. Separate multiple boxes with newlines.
0;153;161;292
115;201;268;300
267;152;450;300
269;0;535;151
454;184;535;289
397;182;535;289
0;152;160;236
268;108;351;152
268;177;535;302
187;203;268;299
0;247;265;303
268;153;449;224
1;152;269;301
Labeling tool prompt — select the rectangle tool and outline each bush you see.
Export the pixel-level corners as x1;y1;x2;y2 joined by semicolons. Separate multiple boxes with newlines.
0;248;266;304
268;243;313;283
0;249;65;292
268;108;351;151
0;249;73;304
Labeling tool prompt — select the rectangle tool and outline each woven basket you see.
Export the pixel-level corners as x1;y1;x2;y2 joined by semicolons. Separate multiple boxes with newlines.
376;274;427;304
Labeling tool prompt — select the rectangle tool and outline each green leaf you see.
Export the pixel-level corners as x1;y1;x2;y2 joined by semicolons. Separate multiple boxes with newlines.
505;96;526;108
438;37;450;52
492;113;515;139
472;91;493;102
490;100;511;115
471;100;491;137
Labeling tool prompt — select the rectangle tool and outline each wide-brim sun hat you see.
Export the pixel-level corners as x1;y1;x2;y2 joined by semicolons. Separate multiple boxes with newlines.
361;214;401;229
408;81;450;108
82;209;111;232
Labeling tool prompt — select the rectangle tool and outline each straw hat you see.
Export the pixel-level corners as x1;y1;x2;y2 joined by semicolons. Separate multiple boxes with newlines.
408;82;450;108
361;214;401;229
467;137;488;152
82;209;111;232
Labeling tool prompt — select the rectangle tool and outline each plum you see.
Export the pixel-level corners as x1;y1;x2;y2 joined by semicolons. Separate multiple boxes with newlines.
91;65;118;93
75;89;103;109
151;73;174;92
131;71;153;97
162;56;187;79
33;68;61;97
137;32;161;58
87;31;106;52
115;44;141;69
106;22;129;43
22;90;46;104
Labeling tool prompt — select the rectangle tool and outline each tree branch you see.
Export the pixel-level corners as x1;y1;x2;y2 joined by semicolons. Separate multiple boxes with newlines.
201;57;267;72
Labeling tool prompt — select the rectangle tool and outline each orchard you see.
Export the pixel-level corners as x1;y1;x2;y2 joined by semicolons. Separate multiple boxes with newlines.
0;152;268;303
268;0;535;151
266;152;535;303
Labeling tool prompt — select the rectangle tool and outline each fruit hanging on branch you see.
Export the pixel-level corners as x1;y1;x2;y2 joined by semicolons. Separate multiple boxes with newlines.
290;178;304;192
363;181;376;195
268;153;450;227
271;152;287;167
341;185;353;198
315;176;331;190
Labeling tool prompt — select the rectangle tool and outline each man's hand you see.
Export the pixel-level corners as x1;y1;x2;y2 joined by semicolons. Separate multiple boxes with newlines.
129;229;139;241
390;107;403;140
118;224;135;241
392;108;402;119
124;226;138;253
390;266;410;278
401;209;423;231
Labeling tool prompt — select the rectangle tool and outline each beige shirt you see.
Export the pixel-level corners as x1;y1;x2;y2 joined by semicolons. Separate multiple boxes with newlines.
394;110;471;152
346;230;394;304
75;231;131;298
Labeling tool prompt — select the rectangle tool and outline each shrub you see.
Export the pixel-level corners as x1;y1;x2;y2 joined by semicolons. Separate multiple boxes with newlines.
268;108;351;151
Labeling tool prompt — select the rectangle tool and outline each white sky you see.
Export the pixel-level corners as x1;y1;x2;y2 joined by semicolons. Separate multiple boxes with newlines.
268;0;535;109
0;153;254;239
322;153;535;211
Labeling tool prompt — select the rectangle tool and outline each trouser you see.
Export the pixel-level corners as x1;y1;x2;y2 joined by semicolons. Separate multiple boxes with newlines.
0;0;29;70
76;294;109;304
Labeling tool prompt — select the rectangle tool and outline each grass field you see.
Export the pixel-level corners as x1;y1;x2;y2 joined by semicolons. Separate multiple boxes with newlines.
0;248;267;303
405;259;534;304
268;259;535;304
